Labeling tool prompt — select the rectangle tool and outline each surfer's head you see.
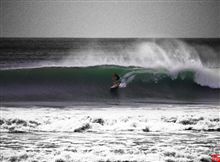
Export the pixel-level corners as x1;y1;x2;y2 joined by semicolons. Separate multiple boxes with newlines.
112;73;120;81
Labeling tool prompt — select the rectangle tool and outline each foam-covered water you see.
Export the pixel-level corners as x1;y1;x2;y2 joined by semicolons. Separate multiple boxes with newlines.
0;104;219;162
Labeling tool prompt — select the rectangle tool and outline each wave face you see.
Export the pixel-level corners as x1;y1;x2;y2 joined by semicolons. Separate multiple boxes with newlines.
0;66;219;104
0;38;219;104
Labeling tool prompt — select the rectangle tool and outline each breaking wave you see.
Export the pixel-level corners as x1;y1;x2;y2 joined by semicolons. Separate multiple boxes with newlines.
0;38;219;104
0;66;220;104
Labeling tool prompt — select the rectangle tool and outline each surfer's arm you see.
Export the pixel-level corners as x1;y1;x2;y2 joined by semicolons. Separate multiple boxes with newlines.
115;80;121;86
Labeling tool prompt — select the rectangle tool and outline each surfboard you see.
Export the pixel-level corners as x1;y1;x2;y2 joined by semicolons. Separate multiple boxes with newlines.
110;84;119;89
110;83;126;90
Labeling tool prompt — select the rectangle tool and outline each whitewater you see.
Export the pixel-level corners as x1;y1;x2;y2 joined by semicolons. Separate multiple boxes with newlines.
1;105;220;162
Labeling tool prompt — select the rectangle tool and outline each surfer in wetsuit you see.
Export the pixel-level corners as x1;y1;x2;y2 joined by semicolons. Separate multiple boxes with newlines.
112;73;121;88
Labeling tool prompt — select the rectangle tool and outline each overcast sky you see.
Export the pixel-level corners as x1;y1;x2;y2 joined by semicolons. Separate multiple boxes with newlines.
0;0;219;38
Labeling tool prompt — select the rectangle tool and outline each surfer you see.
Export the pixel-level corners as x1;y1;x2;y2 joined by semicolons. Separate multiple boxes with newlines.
111;73;121;89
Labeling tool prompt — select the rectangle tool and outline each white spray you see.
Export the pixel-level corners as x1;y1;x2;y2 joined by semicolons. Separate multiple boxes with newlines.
29;39;220;88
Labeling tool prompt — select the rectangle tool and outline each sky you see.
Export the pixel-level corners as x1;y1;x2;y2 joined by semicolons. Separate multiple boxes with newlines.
0;0;219;38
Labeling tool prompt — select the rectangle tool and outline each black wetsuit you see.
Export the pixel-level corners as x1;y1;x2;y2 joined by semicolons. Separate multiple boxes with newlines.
115;74;120;81
114;74;121;85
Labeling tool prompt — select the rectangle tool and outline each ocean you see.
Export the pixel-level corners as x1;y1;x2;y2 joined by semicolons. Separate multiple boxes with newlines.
0;38;219;162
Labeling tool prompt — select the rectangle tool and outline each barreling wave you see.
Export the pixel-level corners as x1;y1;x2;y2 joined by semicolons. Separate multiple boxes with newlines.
0;66;219;104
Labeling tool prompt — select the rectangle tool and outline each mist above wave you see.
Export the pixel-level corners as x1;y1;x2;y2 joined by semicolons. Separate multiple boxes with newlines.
53;39;219;88
41;39;218;69
1;39;219;69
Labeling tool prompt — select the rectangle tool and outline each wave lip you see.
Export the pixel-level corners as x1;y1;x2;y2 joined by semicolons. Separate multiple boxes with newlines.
1;38;219;70
30;39;219;69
